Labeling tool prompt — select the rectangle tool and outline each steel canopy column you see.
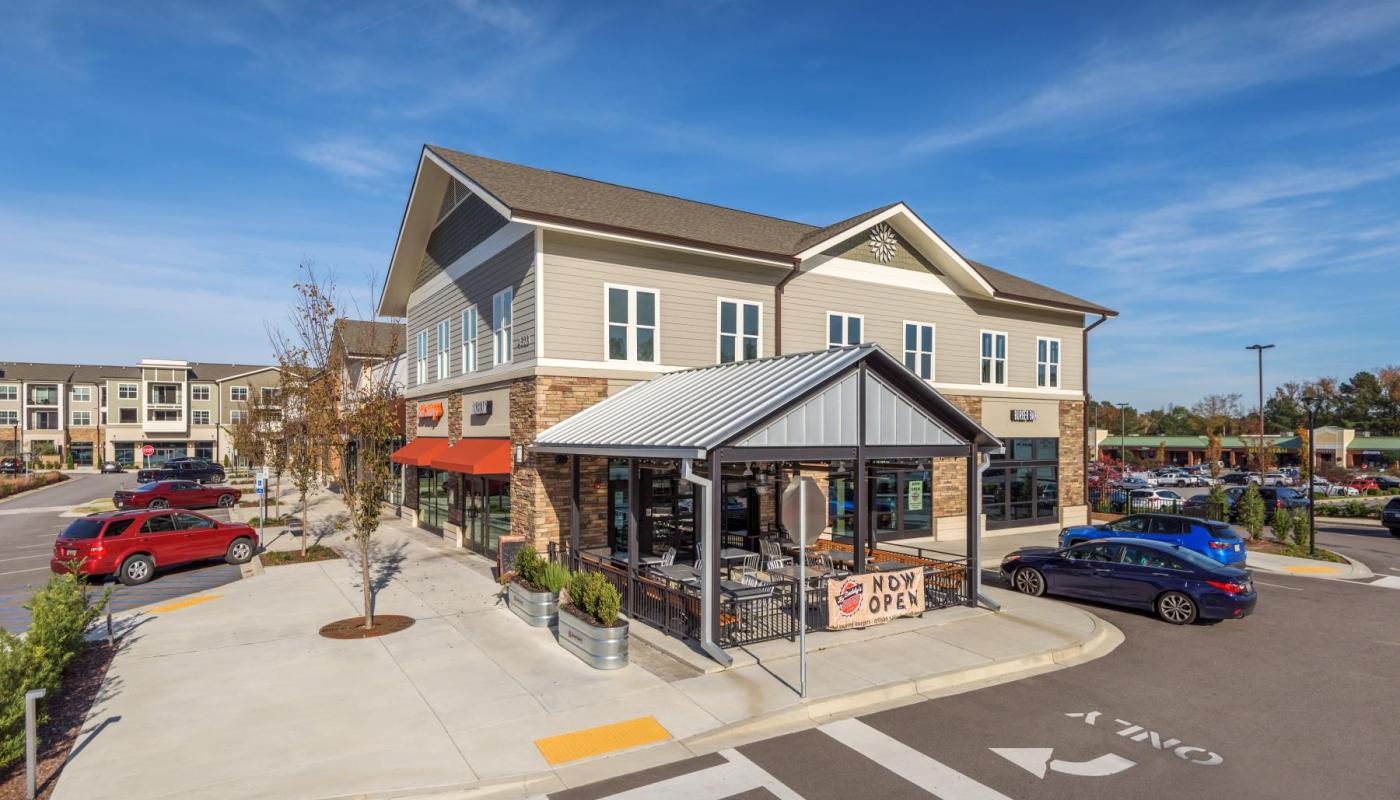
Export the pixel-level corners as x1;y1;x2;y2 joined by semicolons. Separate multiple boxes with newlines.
569;455;580;570
706;451;723;645
854;362;868;573
965;442;980;607
627;458;639;618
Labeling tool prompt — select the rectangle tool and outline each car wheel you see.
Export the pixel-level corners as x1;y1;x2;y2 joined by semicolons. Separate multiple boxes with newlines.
218;493;236;508
118;554;155;586
148;498;169;509
1012;567;1047;597
1156;591;1198;625
225;537;255;565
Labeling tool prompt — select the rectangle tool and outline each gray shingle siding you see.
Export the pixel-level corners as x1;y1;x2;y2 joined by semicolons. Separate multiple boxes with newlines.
407;230;535;387
414;193;510;291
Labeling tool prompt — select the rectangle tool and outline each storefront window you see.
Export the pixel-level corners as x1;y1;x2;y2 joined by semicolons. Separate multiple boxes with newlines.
986;438;1059;529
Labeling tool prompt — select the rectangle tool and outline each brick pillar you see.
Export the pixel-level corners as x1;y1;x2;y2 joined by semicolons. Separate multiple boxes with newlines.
933;395;981;525
404;402;417;443
447;394;463;444
1058;400;1085;507
510;376;611;550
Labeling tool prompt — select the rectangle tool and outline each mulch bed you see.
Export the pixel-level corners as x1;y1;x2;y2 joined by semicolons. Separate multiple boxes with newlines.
318;615;415;639
260;545;341;567
1244;538;1344;563
0;642;115;800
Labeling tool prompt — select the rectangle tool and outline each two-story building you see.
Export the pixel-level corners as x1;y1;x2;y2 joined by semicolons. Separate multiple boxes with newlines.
0;359;279;467
379;146;1116;562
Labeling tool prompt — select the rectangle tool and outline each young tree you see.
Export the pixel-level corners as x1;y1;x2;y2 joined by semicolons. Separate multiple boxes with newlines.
1238;483;1266;541
1205;429;1224;476
1205;482;1229;522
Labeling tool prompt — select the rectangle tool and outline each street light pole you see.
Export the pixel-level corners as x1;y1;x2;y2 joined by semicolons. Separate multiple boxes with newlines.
1117;402;1130;464
1303;395;1320;556
1245;344;1275;472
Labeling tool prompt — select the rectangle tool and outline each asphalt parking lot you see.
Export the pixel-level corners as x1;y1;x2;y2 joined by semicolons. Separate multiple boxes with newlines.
0;472;246;633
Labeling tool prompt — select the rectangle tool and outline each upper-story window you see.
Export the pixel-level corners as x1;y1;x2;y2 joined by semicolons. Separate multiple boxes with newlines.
71;386;91;403
118;383;138;400
193;410;211;425
606;285;657;363
0;385;16;401
0;411;16;425
119;408;137;423
261;387;279;404
71;410;92;426
191;385;210;402
415;330;429;383
461;306;478;373
230;409;246;424
827;312;862;349
980;331;1008;386
436;318;451;380
149;383;180;404
1037;337;1061;388
903;322;935;380
493;288;514;365
229;386;249;402
718;299;760;363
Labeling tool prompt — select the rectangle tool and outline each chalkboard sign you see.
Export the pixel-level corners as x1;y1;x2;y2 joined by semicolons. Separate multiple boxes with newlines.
497;535;529;577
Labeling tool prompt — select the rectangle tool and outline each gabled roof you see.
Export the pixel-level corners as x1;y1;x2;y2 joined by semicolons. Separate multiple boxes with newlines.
334;319;406;359
532;344;1000;460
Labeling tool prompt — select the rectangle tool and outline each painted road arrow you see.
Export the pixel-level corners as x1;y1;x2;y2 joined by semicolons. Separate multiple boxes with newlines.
990;747;1136;779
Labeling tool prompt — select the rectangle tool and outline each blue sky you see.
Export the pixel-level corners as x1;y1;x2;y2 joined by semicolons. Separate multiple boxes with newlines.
2;0;1398;407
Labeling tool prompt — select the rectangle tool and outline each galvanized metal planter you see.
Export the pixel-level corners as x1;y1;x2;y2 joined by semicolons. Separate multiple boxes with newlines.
507;580;559;628
557;606;628;670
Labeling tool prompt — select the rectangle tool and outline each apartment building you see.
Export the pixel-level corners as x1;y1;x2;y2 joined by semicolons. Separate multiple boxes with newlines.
0;359;278;467
379;145;1116;560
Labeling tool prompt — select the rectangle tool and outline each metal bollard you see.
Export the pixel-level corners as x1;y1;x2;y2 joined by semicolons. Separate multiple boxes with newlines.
106;608;114;646
26;687;46;800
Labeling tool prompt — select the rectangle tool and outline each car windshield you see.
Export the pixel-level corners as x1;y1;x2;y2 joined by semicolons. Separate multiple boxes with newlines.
136;482;163;491
1386;498;1400;510
59;518;105;540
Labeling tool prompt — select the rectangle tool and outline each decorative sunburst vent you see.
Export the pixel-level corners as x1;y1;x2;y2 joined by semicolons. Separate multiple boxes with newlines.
868;223;898;264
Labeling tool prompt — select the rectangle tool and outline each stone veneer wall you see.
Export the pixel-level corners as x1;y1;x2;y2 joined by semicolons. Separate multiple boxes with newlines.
933;394;980;517
1058;400;1086;507
447;394;463;443
509;376;611;551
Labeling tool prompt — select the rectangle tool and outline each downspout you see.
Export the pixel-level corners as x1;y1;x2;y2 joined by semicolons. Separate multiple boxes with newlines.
773;258;802;356
679;457;732;666
1082;314;1109;463
972;450;1000;611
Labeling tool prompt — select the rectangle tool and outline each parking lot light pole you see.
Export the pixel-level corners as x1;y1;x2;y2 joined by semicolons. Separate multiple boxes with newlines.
1246;344;1275;471
1303;394;1320;556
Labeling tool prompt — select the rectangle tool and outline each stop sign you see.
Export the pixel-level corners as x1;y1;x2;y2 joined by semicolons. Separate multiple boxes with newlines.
141;444;155;457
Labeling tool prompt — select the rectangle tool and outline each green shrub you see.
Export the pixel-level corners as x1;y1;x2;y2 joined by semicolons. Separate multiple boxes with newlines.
567;570;621;626
1238;484;1266;540
1205;484;1229;522
1271;505;1294;544
0;568;108;769
537;560;570;594
513;546;543;589
1315;500;1382;519
1292;509;1311;549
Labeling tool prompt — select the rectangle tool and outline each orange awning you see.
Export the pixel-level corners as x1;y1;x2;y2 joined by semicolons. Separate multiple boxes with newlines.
428;438;511;475
389;437;451;466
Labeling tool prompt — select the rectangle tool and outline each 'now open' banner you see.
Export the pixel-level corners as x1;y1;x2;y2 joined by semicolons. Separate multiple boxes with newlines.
827;567;924;630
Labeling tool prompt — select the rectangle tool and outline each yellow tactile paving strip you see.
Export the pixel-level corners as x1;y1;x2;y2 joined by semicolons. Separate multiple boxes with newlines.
1281;565;1342;575
534;716;671;766
149;594;221;613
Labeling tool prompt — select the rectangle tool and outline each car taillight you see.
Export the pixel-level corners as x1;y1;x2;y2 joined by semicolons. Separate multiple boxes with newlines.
1208;541;1231;549
89;544;104;556
1206;580;1244;594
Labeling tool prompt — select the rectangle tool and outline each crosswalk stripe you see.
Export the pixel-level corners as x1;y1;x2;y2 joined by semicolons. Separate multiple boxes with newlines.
1366;575;1400;589
536;748;803;800
818;718;1012;800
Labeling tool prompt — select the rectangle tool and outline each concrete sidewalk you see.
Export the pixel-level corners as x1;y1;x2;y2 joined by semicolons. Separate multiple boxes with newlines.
53;495;1118;800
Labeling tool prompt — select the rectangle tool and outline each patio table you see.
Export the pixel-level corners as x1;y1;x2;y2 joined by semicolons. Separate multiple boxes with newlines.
765;564;832;586
652;564;699;584
865;559;912;572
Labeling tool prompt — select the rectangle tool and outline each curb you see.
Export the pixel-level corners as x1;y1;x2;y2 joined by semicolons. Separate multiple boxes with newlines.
344;612;1123;800
1247;550;1374;581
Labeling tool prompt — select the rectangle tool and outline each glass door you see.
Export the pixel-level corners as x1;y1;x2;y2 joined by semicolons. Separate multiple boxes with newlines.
869;467;933;541
417;469;446;534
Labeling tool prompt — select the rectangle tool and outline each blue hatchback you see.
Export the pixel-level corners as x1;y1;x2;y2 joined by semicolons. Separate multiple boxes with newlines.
1059;513;1246;567
1000;538;1257;624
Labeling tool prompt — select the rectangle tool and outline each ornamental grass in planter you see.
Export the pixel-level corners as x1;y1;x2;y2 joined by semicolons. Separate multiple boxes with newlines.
558;570;628;670
507;547;566;628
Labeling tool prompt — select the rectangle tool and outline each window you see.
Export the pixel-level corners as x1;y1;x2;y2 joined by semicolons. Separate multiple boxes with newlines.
416;330;429;383
71;411;91;426
140;514;177;534
118;383;138;400
461;307;478;373
0;385;15;401
149;383;179;404
192;410;210;425
191;385;210;401
29;411;58;430
1037;337;1061;388
903;322;935;379
718;299;760;363
194;442;214;460
0;411;16;425
230;410;246;424
605;285;657;363
1066;542;1118;562
147;408;181;422
493;287;514;365
173;513;215;530
229;386;249;402
826;312;862;349
260;386;279;404
71;386;91;402
1120;545;1183;570
436;318;451;380
119;408;138;424
980;331;1008;385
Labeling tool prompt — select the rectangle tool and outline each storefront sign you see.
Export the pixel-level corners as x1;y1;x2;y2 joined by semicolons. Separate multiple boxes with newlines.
1010;409;1038;422
827;567;925;630
907;480;924;510
418;402;444;421
471;399;492;416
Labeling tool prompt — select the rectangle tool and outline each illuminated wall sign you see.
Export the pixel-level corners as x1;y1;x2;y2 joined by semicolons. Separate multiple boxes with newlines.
471;400;493;416
1010;409;1037;422
418;402;444;421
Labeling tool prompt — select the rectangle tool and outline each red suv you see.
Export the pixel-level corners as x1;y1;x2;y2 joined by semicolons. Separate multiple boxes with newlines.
52;509;259;585
114;480;241;510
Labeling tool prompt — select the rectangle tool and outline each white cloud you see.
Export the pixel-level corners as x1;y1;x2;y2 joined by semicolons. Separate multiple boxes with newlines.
292;136;405;182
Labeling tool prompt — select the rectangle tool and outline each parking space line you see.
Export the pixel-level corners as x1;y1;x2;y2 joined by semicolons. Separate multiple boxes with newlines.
1253;581;1303;591
0;553;50;563
0;567;48;577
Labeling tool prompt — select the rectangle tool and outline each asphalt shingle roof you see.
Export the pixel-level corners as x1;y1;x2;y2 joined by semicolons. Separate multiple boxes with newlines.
335;320;406;358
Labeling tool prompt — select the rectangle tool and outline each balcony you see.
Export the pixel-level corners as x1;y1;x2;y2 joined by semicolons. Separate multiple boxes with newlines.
143;408;186;434
27;386;60;406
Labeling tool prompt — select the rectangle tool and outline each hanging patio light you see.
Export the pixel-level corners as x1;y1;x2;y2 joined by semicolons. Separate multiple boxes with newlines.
753;468;773;496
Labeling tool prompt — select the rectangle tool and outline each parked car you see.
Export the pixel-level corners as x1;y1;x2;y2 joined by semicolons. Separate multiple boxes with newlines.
1060;512;1246;567
1116;477;1153;491
51;508;258;585
1183;491;1235;520
1001;538;1256;624
1372;475;1400;491
1156;470;1192;487
1223;485;1310;520
1383;497;1400;538
99;460;125;474
1314;480;1358;496
1346;478;1380;493
113;480;241;510
1127;471;1159;487
1125;489;1186;512
0;457;21;475
1221;472;1252;486
1263;472;1292;486
136;458;226;485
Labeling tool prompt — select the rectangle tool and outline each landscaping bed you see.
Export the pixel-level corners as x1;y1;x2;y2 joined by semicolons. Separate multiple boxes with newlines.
1244;538;1344;563
260;545;340;566
0;472;68;500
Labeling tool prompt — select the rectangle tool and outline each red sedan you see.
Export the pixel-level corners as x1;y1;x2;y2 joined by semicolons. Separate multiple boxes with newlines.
1347;478;1380;492
114;480;241;511
52;508;259;585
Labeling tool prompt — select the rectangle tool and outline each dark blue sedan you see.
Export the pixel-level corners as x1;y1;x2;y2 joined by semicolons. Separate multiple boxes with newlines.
1000;537;1257;624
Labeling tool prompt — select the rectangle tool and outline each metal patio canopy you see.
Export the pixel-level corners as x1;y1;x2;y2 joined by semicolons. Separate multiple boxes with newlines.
532;344;1003;666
